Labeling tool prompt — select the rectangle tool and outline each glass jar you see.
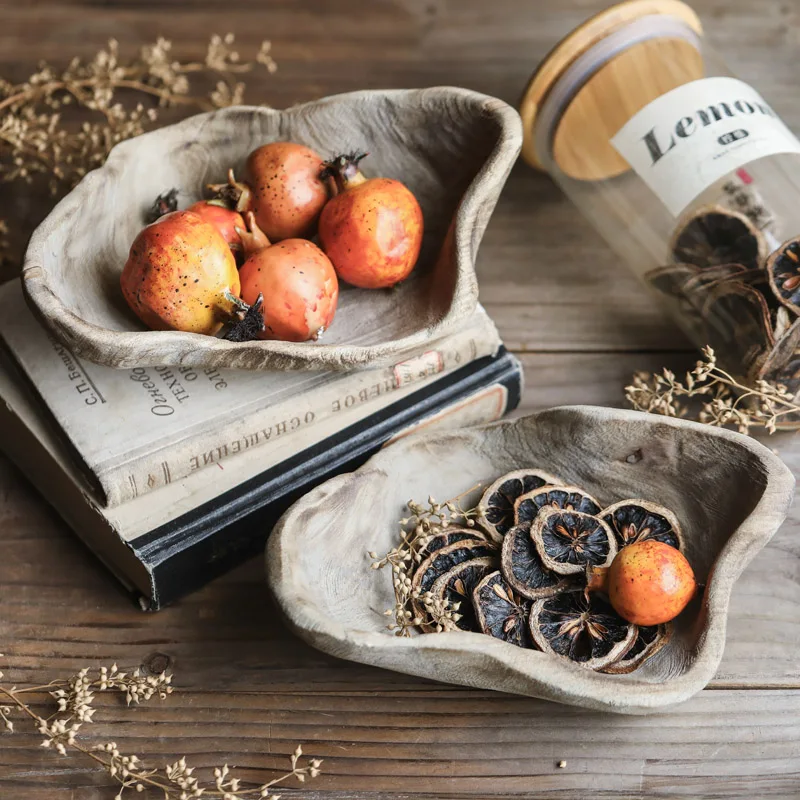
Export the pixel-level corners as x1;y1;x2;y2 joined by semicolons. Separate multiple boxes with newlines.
520;0;800;392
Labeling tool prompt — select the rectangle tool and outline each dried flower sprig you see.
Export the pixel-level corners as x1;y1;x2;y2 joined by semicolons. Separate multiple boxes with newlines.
0;659;321;799
0;34;275;191
370;490;487;636
625;345;800;435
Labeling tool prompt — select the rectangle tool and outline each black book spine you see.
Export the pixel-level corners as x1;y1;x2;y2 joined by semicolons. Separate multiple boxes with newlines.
132;349;523;610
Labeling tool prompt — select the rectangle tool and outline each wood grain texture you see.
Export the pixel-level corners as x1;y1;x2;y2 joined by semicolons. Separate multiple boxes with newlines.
2;0;800;796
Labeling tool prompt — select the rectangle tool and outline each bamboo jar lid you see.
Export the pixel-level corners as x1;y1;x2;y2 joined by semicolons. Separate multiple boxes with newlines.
520;0;705;181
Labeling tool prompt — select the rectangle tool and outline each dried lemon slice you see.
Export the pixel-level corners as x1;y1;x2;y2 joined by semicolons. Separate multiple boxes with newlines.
531;508;616;576
529;590;636;670
601;623;672;675
410;540;496;622
473;570;533;649
477;468;561;541
500;523;573;600
428;557;496;632
601;500;683;552
418;527;487;557
671;204;767;271
767;237;800;315
515;485;601;531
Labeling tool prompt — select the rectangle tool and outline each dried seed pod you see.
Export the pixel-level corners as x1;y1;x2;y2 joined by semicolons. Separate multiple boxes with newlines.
500;523;574;601
531;508;617;576
428;557;496;632
515;486;601;532
600;500;683;552
477;468;562;542
601;623;672;674
410;540;497;622
671;204;767;271
767;237;800;315
528;591;637;671
473;570;534;648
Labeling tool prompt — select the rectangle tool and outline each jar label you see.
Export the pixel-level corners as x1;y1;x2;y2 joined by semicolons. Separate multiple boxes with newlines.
611;77;800;216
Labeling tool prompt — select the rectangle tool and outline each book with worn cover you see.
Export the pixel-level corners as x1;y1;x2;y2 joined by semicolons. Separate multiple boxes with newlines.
0;346;522;609
0;278;523;608
0;280;501;507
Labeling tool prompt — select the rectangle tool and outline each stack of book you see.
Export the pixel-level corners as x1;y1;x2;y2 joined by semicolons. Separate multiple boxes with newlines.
0;279;522;609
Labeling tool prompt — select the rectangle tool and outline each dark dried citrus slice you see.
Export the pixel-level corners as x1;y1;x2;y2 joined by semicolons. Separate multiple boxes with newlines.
767;237;800;315
529;591;637;670
680;263;749;295
531;508;616;576
671;205;767;270
601;500;683;551
500;523;572;601
702;281;774;377
419;528;484;557
601;623;672;674
515;486;601;531
477;468;561;541
428;557;496;632
473;570;534;648
411;540;497;621
645;263;699;297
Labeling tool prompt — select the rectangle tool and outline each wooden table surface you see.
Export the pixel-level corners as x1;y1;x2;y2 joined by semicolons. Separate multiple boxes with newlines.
2;1;800;797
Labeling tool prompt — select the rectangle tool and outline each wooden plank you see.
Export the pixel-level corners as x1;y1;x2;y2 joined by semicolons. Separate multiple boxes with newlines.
1;687;799;798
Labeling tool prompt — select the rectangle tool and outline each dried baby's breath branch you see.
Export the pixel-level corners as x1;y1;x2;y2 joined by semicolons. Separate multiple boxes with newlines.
625;345;800;435
369;488;487;636
0;35;275;192
0;659;321;799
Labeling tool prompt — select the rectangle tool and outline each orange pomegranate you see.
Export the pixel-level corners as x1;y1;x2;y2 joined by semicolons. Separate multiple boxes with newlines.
187;200;245;254
209;142;329;241
588;540;697;626
236;212;338;342
318;152;424;289
120;211;242;335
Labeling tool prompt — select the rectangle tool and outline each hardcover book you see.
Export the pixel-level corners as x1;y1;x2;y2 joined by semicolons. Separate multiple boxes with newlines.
0;280;500;507
0;279;523;609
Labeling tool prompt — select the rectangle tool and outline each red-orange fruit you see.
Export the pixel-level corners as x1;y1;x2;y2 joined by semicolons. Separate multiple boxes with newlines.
318;153;424;289
187;200;245;253
605;540;697;626
120;211;241;335
236;212;338;342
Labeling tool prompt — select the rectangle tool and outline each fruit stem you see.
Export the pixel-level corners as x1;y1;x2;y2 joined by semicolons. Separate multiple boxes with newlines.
321;152;368;192
222;287;251;320
235;211;272;257
206;168;253;214
223;293;266;342
146;188;179;224
585;565;609;597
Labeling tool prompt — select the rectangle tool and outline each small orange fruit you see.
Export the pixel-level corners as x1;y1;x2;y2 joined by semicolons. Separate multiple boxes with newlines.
604;540;697;626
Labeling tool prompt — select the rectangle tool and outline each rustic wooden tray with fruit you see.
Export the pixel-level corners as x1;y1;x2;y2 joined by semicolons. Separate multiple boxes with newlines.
21;88;521;371
266;406;794;714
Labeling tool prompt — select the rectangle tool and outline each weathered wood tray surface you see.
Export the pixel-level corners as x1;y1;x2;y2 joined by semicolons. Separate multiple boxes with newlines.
266;406;795;714
22;88;521;371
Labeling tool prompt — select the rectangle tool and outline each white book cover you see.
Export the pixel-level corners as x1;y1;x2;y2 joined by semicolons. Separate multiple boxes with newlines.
0;280;501;507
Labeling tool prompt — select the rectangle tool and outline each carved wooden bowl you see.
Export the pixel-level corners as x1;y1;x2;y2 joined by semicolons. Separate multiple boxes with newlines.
266;406;795;714
22;88;521;371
